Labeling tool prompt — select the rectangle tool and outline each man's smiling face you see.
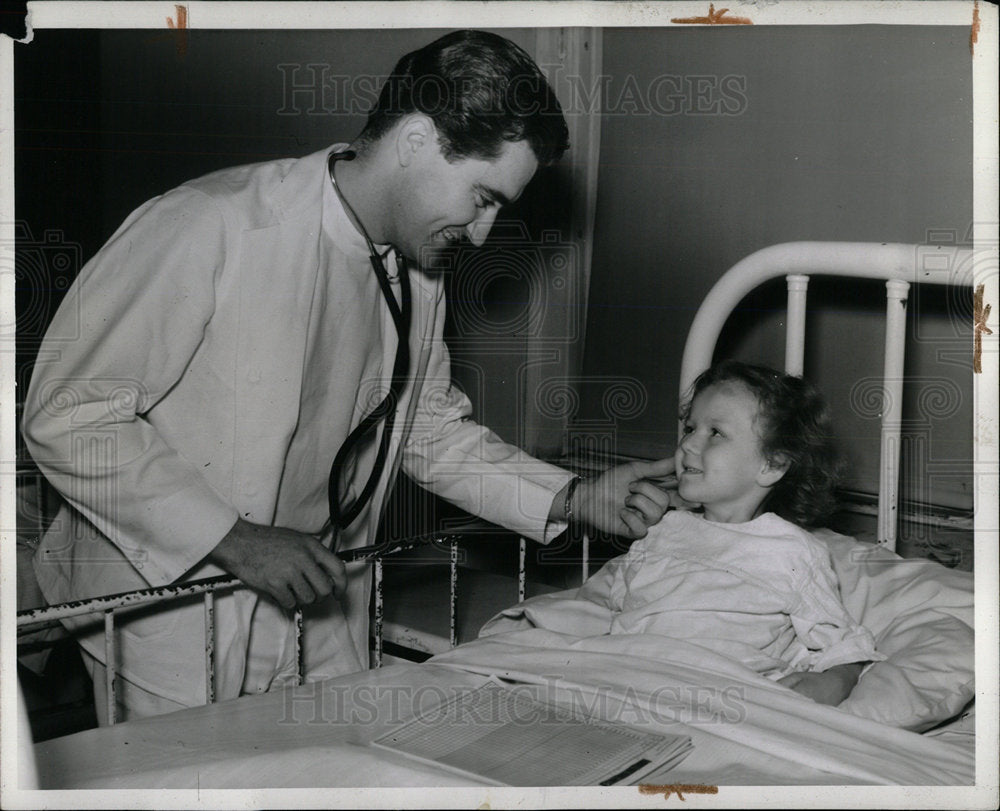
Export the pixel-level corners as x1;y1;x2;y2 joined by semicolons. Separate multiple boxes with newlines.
390;133;538;264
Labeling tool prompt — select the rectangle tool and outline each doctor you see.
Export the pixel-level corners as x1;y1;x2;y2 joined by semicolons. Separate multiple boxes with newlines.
23;30;675;721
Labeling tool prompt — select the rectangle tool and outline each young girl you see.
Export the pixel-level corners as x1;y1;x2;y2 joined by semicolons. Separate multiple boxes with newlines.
582;360;884;705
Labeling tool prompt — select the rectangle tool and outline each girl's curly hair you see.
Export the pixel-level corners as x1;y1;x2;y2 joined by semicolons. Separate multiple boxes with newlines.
682;360;843;528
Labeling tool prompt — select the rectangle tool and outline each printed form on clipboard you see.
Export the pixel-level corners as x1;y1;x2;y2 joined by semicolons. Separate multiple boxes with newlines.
371;678;694;786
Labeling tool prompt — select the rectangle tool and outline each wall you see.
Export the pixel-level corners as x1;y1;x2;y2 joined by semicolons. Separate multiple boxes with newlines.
578;25;974;510
14;28;568;546
15;26;976;514
15;28;545;441
14;29;103;430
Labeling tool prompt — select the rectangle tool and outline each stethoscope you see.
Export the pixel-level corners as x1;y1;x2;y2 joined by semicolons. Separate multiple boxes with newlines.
324;150;412;550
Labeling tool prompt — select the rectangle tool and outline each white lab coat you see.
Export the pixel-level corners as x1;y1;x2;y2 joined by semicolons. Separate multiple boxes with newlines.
23;146;572;707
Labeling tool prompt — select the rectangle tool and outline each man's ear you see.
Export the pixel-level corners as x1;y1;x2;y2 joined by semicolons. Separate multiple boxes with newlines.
394;114;435;167
757;455;789;488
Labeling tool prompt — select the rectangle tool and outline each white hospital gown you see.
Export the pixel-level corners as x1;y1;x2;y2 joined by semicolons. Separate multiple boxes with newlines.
588;511;885;678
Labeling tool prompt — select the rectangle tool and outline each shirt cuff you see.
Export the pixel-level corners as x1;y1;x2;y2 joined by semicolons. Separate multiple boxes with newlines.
509;471;577;545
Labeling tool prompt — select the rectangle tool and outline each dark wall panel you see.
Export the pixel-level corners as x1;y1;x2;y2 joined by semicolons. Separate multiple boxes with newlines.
16;28;539;444
580;26;973;509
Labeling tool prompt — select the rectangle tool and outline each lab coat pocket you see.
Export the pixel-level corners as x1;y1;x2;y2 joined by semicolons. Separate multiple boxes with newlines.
108;594;212;707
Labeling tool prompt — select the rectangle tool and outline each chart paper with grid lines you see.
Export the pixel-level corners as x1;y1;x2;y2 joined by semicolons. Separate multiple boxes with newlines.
371;679;693;786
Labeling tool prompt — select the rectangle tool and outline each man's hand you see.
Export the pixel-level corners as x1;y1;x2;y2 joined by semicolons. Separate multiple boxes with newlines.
777;662;865;706
557;457;682;539
209;518;347;610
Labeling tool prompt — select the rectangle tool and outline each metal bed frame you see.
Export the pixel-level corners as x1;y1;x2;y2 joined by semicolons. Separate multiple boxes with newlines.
679;241;977;549
17;240;978;726
16;499;590;726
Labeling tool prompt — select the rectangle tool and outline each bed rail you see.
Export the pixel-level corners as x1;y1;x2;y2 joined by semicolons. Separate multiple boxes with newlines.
16;461;590;727
15;533;452;725
679;241;978;551
18;240;979;728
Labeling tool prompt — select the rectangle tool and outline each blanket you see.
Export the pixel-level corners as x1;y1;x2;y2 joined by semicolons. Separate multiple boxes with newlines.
421;530;976;785
429;630;974;785
478;529;975;732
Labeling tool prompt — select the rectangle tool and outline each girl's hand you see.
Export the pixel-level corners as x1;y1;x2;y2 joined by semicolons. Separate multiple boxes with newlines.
777;662;865;706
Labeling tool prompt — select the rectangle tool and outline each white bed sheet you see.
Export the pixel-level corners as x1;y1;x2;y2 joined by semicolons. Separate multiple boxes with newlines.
29;532;975;789
32;638;972;789
430;630;974;785
481;528;976;733
33;664;493;789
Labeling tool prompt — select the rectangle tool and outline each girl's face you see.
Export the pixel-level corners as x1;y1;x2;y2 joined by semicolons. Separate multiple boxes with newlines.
674;381;785;524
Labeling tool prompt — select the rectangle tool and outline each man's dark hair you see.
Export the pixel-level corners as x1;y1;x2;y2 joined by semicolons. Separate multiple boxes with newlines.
359;30;570;165
681;360;843;528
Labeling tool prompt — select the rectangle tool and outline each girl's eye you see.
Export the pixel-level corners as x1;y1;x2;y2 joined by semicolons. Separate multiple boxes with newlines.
710;428;723;438
681;424;694;435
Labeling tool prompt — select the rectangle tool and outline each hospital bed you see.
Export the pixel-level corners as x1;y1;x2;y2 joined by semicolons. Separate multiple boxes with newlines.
16;241;982;788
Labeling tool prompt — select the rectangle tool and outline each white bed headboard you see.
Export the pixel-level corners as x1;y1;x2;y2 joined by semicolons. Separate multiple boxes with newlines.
679;241;977;551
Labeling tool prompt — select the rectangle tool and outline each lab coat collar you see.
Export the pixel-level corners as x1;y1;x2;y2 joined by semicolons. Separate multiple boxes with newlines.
321;145;398;272
275;145;427;296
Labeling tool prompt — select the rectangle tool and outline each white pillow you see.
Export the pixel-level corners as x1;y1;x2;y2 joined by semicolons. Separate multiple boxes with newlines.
816;529;975;731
